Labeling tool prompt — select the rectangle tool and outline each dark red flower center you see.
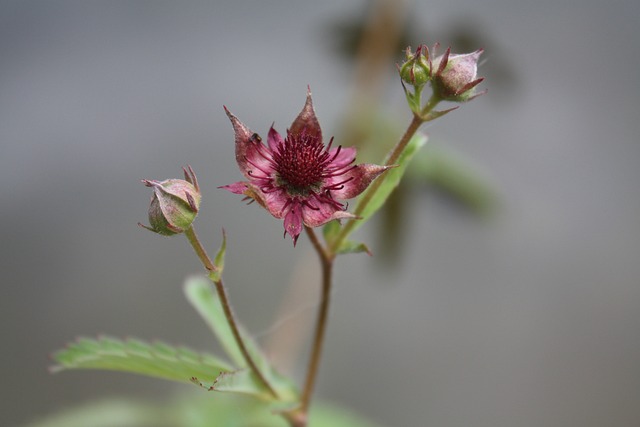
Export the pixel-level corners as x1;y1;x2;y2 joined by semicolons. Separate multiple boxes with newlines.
273;132;331;194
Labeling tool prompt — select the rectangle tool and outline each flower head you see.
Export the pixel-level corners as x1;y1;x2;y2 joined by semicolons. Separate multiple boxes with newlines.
431;47;485;102
399;45;431;88
221;90;390;245
139;166;201;236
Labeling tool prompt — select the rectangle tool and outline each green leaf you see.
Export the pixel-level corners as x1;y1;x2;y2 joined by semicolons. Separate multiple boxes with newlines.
324;221;372;255
23;394;292;427
174;393;289;427
184;276;298;401
354;132;428;232
22;399;175;427
191;369;272;399
322;218;341;242
50;336;233;385
416;143;497;215
209;229;227;282
309;402;383;427
335;239;371;256
23;394;381;427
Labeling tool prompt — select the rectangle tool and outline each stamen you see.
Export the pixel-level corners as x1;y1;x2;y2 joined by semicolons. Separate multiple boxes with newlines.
327;144;343;164
325;136;334;152
322;164;357;178
314;192;344;210
244;156;272;177
324;176;354;190
302;199;320;211
252;140;277;167
261;186;280;193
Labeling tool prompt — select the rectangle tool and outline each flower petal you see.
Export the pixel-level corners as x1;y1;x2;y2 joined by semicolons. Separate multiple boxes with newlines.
224;107;254;175
219;181;249;194
260;188;290;219
327;164;392;200
267;126;284;152
222;181;292;222
283;203;303;245
289;89;322;142
301;198;356;228
225;107;273;180
327;146;356;169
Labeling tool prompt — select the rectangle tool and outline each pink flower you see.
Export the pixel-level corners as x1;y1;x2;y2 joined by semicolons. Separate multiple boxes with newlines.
221;90;390;245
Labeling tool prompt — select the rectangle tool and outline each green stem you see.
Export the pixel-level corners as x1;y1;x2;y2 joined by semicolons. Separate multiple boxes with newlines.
299;226;334;417
356;113;422;209
293;93;442;425
184;226;216;271
329;115;420;253
328;94;441;254
183;226;279;399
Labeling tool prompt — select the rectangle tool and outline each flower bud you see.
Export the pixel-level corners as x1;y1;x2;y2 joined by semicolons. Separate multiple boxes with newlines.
399;45;431;88
139;166;201;236
431;48;485;102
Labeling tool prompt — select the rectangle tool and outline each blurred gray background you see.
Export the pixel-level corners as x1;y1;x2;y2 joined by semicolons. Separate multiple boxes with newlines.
2;0;639;426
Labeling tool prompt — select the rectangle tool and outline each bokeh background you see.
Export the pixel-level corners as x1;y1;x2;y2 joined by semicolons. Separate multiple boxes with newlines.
2;1;639;426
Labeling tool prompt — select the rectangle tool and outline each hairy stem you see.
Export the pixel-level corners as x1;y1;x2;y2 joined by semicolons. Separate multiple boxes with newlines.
184;226;279;399
300;226;334;416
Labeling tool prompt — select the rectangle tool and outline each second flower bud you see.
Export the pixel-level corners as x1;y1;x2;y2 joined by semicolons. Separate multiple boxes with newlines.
140;166;201;236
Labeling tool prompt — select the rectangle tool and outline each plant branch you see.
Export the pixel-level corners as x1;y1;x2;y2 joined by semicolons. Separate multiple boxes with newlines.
183;226;279;399
328;94;442;254
184;226;217;271
299;226;334;416
330;113;422;253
